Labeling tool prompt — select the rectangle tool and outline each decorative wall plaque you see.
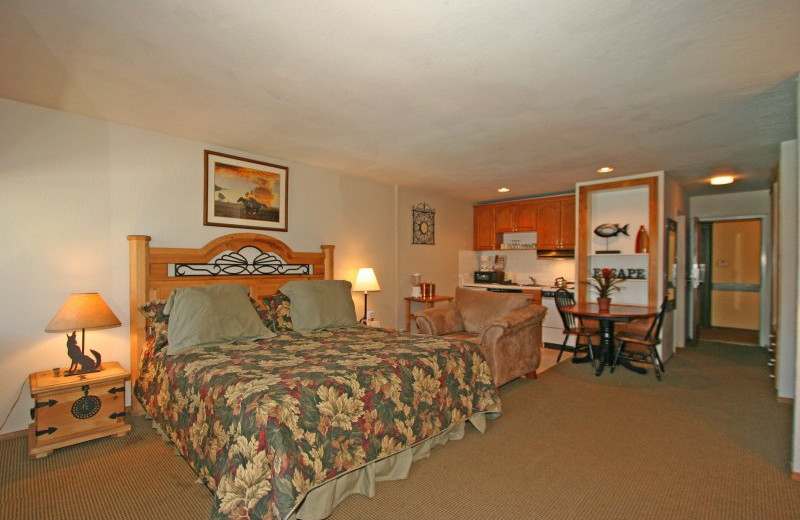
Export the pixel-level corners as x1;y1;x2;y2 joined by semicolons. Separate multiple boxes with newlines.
412;203;435;245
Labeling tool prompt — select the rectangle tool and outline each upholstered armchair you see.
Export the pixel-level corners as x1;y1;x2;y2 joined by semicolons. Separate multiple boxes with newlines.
414;287;547;387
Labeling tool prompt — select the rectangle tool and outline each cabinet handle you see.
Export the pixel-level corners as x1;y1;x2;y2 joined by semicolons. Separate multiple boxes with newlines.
108;386;125;395
35;399;58;409
109;411;126;420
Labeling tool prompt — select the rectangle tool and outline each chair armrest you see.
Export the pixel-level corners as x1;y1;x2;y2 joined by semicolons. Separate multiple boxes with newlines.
479;305;546;342
414;304;464;335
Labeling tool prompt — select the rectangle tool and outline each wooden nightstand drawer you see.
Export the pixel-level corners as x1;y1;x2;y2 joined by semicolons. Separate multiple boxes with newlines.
28;361;131;458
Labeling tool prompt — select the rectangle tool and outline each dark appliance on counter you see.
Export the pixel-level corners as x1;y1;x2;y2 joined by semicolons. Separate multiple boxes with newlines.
474;270;505;284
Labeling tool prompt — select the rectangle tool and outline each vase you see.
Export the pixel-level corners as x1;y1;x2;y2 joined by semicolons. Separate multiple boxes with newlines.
635;225;649;253
597;297;611;313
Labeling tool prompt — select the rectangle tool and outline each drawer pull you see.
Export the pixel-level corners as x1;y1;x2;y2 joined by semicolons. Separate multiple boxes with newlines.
35;399;58;409
36;426;57;437
109;411;126;420
108;386;125;395
30;408;34;420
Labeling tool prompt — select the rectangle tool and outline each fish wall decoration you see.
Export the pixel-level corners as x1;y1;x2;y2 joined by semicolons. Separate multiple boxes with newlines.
594;223;629;238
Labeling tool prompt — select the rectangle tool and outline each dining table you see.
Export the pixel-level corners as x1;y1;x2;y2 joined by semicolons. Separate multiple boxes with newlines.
562;302;658;376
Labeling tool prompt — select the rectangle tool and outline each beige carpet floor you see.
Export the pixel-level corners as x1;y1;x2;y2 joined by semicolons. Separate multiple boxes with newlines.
2;341;799;520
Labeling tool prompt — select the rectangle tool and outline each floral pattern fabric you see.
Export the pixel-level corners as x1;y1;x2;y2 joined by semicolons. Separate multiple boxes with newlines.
135;326;501;520
259;293;293;331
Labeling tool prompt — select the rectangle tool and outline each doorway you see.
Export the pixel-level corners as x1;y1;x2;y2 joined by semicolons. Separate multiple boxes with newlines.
696;218;763;346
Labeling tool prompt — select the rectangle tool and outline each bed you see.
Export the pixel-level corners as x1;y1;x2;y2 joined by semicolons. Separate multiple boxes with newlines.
128;233;502;520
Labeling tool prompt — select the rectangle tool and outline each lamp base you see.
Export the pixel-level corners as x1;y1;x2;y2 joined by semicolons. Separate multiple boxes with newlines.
64;366;102;377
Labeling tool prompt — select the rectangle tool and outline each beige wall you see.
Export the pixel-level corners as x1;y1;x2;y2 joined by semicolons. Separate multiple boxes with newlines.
0;98;471;434
396;188;473;331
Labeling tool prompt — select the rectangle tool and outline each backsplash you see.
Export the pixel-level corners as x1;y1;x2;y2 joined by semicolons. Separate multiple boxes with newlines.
459;249;576;286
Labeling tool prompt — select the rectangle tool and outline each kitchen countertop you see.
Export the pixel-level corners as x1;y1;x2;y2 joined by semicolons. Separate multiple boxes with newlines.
461;283;573;291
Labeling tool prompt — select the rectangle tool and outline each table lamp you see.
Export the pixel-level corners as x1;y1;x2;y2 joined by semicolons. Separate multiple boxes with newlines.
353;268;381;324
45;293;121;376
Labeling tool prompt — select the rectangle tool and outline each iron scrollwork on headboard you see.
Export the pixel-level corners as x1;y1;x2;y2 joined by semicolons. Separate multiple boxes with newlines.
172;246;312;277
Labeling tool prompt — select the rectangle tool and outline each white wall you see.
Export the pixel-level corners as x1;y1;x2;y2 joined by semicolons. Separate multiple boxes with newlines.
0;99;472;434
794;73;800;477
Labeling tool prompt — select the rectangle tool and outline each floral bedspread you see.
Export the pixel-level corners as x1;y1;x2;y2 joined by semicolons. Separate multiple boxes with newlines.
134;327;501;520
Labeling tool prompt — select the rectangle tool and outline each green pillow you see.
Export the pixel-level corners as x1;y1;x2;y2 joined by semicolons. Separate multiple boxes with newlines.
164;284;275;355
279;280;358;331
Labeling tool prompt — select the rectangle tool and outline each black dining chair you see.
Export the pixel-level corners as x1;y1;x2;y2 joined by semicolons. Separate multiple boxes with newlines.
611;299;668;380
553;288;598;369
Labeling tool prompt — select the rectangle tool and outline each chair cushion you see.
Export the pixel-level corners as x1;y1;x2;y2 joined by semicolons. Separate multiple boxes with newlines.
455;287;532;334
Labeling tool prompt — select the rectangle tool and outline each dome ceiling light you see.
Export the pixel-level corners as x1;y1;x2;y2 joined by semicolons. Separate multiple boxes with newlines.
710;175;734;186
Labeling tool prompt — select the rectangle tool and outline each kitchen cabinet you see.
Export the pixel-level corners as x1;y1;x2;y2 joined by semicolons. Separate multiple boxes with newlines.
494;201;538;233
474;205;496;250
536;196;575;250
473;195;573;251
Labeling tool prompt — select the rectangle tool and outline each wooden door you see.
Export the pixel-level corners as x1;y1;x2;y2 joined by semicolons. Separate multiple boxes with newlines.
474;205;496;250
515;201;538;231
559;198;575;248
493;204;515;232
537;199;561;248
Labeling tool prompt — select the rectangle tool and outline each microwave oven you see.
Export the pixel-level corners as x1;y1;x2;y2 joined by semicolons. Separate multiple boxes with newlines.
474;270;504;284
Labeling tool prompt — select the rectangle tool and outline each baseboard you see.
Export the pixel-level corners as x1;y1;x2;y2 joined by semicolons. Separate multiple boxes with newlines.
792;471;800;482
777;397;794;404
0;428;27;441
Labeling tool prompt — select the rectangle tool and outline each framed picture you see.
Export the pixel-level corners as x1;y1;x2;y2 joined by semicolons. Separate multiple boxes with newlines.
204;150;288;231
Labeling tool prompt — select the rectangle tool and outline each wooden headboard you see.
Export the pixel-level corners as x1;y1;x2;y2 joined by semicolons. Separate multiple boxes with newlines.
127;233;334;382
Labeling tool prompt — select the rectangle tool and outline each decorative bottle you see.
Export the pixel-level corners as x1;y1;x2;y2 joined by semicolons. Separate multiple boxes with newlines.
635;225;649;253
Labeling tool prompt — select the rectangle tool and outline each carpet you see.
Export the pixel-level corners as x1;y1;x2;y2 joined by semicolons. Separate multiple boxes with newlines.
2;341;799;520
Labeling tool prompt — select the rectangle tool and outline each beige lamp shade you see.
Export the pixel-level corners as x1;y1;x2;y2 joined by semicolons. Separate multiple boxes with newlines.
353;268;381;293
45;293;122;332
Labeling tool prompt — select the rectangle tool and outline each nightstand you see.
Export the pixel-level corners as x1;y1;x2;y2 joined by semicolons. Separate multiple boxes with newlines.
28;361;131;458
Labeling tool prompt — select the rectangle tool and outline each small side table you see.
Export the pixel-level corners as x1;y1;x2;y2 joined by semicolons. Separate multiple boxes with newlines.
405;295;454;331
28;361;131;458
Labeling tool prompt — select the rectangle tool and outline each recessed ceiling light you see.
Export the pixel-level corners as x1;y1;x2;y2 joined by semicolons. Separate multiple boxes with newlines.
710;175;734;186
497;187;510;193
596;166;614;174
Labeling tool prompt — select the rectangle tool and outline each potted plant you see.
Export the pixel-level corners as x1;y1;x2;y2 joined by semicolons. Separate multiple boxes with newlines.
584;268;624;312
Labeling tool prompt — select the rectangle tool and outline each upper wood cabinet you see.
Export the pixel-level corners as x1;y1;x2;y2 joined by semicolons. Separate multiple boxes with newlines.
473;205;496;250
473;195;574;251
536;196;575;250
494;201;538;233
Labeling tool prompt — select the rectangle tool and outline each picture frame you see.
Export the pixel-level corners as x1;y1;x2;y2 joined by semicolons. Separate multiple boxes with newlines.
204;150;289;231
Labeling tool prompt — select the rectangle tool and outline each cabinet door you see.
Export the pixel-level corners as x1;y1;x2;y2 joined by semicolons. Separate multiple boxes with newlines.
494;204;515;233
559;198;575;248
474;206;496;250
536;199;561;248
515;201;538;231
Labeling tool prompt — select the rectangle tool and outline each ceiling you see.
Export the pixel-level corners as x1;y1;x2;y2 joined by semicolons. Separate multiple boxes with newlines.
1;1;798;201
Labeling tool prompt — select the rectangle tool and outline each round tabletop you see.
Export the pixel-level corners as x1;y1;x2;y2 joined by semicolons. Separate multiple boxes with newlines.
562;303;657;321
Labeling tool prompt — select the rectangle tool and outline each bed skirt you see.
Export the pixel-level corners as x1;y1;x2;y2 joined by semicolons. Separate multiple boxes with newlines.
288;412;495;520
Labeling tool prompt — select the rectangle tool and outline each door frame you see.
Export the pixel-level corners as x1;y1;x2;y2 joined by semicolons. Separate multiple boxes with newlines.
688;215;770;346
